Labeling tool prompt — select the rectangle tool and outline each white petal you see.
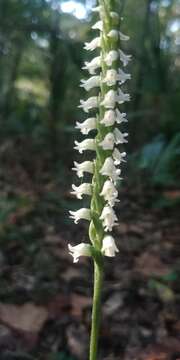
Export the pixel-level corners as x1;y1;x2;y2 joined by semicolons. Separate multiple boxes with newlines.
104;50;119;66
99;133;115;150
72;161;94;178
71;183;92;199
92;21;103;31
79;97;98;113
101;235;119;257
80;76;100;91
84;37;101;51
119;31;129;41
68;243;92;263
74;139;96;153
69;208;91;224
75;118;96;135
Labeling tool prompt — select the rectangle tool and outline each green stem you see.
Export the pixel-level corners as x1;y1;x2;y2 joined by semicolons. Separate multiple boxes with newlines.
89;261;104;360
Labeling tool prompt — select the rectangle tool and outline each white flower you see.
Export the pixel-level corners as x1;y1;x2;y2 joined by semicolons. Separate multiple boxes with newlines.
117;68;131;84
118;89;130;104
76;118;96;135
100;180;119;206
100;110;116;126
119;31;129;41
83;56;101;75
71;183;92;199
99;133;115;150
103;69;131;86
74;139;96;153
107;30;119;39
114;128;128;144
79;96;98;113
101;90;117;109
100;157;121;182
69;208;91;224
103;69;119;86
72;161;93;178
115;109;128;124
119;49;132;67
104;50;118;66
84;37;101;51
68;243;92;263
113;149;126;165
101;235;119;257
80;76;100;91
92;21;103;31
110;12;119;20
100;206;118;231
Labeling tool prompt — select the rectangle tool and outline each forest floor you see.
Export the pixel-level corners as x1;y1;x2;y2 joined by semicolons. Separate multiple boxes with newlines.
0;141;179;360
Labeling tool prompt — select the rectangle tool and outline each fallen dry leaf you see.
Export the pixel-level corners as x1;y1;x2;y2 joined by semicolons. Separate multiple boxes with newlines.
0;303;48;333
135;252;170;277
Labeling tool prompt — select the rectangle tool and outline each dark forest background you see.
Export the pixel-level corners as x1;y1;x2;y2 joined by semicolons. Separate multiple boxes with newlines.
0;1;179;359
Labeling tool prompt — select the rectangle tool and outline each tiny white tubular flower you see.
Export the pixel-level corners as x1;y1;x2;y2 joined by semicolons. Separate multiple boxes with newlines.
68;243;92;263
107;30;119;39
92;20;103;31
71;183;92;199
101;90;117;109
80;76;100;91
84;37;101;51
75;118;96;135
69;208;91;224
83;56;101;75
74;139;96;153
113;149;126;165
104;50;119;66
100;110;116;127
103;69;119;86
72;161;93;178
100;157;121;182
114;128;128;144
115;109;128;124
99;133;115;150
101;235;119;257
119;31;130;41
118;89;130;103
103;69;131;86
117;68;131;84
100;205;118;231
79;96;98;113
110;12;119;20
100;180;119;206
119;49;132;67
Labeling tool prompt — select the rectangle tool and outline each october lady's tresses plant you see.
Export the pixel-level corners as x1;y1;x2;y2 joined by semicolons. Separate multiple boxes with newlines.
69;1;131;359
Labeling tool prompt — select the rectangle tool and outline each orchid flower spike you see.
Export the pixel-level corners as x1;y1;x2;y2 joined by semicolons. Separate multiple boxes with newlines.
69;3;131;357
69;0;131;259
